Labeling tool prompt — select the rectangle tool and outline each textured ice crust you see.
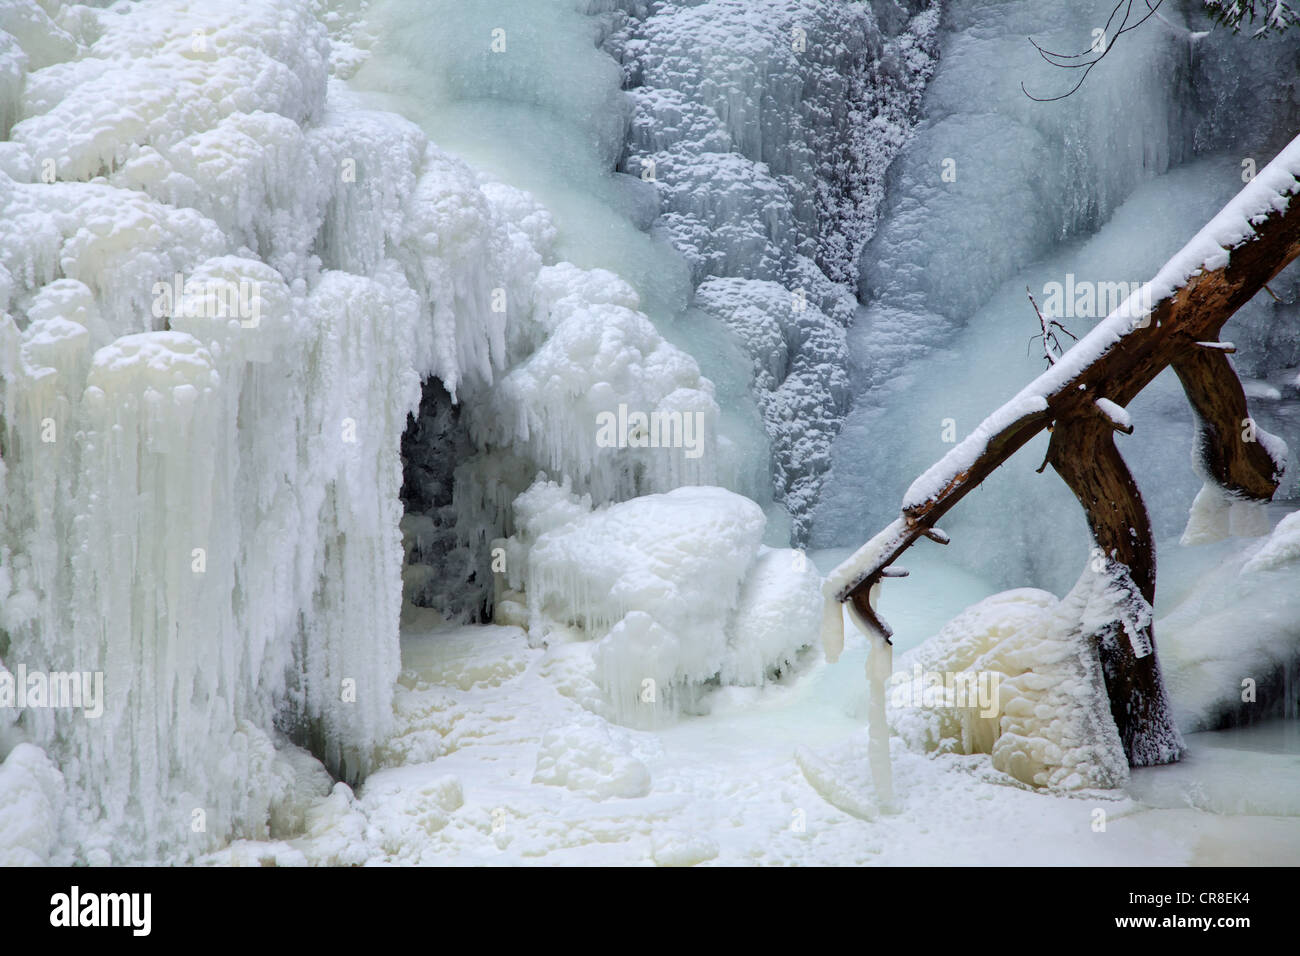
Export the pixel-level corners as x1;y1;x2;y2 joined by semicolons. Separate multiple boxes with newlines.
610;0;939;541
891;583;1130;791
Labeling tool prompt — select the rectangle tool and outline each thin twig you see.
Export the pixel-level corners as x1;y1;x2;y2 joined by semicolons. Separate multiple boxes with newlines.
1027;286;1078;366
1022;0;1168;101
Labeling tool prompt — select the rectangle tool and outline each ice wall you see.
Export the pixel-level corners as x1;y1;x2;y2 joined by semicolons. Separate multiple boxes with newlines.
0;0;435;860
350;0;942;543
610;0;940;541
346;0;736;577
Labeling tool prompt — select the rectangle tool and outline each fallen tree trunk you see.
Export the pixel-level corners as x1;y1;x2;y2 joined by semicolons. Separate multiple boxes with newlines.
829;132;1300;768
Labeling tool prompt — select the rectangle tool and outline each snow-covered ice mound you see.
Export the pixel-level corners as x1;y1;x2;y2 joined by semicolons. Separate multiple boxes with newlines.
881;505;1300;792
889;586;1130;791
503;480;824;725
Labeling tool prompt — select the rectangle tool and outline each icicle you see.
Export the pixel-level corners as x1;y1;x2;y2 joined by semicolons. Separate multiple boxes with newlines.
845;582;894;811
820;592;844;663
865;619;895;811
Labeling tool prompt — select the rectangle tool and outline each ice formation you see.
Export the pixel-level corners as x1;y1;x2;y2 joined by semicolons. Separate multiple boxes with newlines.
0;0;1296;868
609;0;940;541
0;0;721;862
1160;506;1300;730
343;0;941;545
504;480;823;725
864;612;895;807
890;586;1131;791
1;0;417;862
878;125;1300;517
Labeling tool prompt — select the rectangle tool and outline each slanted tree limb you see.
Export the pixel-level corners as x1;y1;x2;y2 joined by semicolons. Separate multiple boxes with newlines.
829;133;1300;768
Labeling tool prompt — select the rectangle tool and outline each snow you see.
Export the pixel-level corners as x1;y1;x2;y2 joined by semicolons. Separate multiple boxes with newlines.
193;534;1300;865
532;715;653;801
902;394;1050;511
1;0;1297;868
1094;396;1133;432
506;481;822;725
823;516;908;603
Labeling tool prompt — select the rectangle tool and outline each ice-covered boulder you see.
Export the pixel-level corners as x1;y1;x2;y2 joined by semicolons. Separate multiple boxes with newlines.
506;480;823;724
891;586;1130;791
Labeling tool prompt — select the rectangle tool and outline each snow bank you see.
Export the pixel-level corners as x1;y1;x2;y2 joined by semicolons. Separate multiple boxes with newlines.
506;480;822;724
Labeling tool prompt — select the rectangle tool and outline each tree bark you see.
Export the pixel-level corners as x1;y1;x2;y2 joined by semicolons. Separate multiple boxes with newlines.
1045;415;1182;766
1172;348;1283;497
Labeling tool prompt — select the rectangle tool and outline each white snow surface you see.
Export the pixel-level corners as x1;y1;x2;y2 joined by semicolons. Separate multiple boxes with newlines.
195;528;1300;865
1;0;1297;868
